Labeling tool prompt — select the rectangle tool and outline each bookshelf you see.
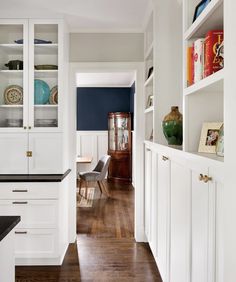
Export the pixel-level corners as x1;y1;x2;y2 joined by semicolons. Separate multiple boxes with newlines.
183;0;224;162
144;10;154;141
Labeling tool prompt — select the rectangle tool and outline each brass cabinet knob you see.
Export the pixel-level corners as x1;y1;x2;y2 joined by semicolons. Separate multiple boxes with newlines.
162;156;169;161
199;174;204;181
203;175;213;183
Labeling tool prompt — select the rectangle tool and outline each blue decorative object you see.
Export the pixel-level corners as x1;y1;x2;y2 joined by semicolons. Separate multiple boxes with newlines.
193;0;211;22
34;79;50;105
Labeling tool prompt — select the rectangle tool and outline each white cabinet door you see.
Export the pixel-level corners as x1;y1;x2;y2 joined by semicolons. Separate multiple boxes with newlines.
0;133;28;174
157;154;170;282
144;147;152;241
191;164;209;282
170;157;191;282
28;133;63;174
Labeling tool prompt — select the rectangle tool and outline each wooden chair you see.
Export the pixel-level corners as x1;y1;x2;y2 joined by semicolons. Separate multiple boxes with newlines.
78;155;111;199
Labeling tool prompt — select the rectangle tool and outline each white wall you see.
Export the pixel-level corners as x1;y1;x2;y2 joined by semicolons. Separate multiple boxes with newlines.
70;33;144;62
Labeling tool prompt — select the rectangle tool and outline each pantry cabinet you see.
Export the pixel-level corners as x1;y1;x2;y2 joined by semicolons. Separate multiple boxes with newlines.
0;19;67;174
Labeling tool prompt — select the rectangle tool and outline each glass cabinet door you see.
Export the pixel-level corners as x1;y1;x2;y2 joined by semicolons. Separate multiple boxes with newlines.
29;21;59;129
117;117;129;151
0;21;28;129
109;115;115;150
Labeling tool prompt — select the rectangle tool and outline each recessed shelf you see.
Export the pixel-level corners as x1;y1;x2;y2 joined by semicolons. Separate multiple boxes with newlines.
145;42;153;60
34;44;58;55
34;70;58;78
0;44;23;54
144;106;154;114
144;73;154;87
184;69;224;96
184;0;223;40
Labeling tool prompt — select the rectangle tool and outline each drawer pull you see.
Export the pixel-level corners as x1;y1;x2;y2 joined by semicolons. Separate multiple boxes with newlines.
12;189;28;193
15;231;27;234
199;174;204;181
203;175;213;183
12;201;28;204
162;156;169;161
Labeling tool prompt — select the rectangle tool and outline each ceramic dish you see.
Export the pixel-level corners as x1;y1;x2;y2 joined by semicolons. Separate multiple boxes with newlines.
4;85;23;105
34;79;50;105
49;86;58;104
35;119;57;127
5;119;23;127
35;65;58;70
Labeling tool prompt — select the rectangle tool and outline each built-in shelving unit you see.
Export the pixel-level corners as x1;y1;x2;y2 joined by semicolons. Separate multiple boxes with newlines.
183;0;224;162
144;10;154;141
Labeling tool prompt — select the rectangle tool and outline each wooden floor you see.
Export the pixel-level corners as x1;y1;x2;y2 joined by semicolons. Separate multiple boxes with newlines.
16;181;162;282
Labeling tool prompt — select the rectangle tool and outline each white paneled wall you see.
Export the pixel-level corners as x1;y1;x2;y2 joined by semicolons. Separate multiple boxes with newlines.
76;131;108;173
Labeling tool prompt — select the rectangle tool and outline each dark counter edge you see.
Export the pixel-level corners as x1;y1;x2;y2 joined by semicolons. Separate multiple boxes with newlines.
0;216;21;241
0;169;71;182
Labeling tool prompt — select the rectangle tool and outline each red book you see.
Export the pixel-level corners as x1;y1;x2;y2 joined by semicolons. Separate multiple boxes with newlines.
204;30;224;78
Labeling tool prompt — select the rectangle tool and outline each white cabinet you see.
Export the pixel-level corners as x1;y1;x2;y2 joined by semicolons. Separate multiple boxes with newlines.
157;153;170;282
0;181;69;265
0;19;67;174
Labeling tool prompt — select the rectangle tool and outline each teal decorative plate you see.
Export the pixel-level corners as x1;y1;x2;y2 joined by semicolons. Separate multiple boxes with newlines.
34;79;50;104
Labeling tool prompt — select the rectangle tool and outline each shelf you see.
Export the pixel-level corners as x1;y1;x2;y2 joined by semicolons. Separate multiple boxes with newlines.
145;43;153;60
34;70;58;78
0;44;23;54
0;105;23;108
188;151;224;164
184;0;223;40
144;73;154;87
184;69;224;96
144;106;154;114
0;70;23;78
34;44;58;55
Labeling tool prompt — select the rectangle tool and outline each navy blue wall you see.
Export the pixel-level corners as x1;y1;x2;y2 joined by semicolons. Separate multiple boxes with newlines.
77;87;134;131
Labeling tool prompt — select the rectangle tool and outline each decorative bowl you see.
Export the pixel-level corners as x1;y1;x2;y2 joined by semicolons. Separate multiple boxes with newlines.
49;86;58;104
34;79;50;105
35;65;58;70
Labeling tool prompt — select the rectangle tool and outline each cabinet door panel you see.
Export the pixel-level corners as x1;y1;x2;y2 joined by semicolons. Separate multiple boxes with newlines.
0;133;28;174
191;168;209;282
170;159;190;282
28;133;63;174
157;154;170;282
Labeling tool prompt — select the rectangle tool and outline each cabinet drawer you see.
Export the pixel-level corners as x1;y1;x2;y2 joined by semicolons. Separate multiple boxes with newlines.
0;183;59;199
14;229;58;259
0;200;58;228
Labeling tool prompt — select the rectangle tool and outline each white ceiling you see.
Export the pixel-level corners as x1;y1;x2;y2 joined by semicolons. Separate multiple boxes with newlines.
76;72;135;87
0;0;152;32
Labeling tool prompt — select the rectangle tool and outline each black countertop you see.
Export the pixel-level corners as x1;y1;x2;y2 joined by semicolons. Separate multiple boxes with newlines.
0;216;21;241
0;169;71;182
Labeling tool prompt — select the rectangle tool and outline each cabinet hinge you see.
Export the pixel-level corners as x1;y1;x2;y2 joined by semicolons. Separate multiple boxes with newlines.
26;151;32;157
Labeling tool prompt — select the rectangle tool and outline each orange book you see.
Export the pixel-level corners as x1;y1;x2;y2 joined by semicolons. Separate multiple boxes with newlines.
187;46;194;87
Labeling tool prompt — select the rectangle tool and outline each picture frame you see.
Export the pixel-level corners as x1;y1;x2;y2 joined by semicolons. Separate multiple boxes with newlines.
193;0;211;23
146;95;153;108
147;66;153;80
198;122;223;153
216;124;224;157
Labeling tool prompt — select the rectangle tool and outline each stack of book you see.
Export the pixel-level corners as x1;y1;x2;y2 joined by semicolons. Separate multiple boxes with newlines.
187;30;224;87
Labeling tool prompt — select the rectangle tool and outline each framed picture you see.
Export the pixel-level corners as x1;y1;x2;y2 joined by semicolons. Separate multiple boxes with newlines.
146;95;153;108
147;66;153;80
216;124;224;157
193;0;211;23
198;122;223;153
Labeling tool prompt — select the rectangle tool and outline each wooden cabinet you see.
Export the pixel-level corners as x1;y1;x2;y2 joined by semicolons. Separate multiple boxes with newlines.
108;112;132;184
0;19;67;174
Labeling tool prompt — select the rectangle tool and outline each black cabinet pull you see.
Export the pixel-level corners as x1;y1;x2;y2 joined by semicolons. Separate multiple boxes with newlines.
15;231;27;234
12;190;28;193
12;201;28;204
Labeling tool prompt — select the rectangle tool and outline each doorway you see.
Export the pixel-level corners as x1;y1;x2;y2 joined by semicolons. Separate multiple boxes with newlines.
68;62;145;243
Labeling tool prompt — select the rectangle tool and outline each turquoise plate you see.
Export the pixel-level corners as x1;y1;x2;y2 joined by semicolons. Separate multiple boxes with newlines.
34;79;50;104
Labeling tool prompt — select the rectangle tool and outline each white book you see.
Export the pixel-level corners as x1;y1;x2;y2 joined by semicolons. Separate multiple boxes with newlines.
194;38;205;83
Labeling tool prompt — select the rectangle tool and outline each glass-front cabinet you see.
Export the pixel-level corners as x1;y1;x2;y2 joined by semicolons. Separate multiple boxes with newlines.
0;19;62;131
108;112;132;184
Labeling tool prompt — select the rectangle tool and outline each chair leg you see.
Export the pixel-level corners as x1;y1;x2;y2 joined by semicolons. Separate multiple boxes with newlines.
79;178;83;195
97;181;103;194
101;180;110;197
85;181;88;199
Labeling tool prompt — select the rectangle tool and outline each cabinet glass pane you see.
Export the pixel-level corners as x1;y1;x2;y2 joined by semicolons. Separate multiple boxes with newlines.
33;24;58;128
109;117;115;150
0;24;24;128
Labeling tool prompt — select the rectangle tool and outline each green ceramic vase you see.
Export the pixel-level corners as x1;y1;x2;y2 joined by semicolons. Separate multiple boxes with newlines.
162;106;183;146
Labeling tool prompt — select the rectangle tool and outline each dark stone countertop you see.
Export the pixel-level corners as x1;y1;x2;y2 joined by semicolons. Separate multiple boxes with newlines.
0;216;21;241
0;169;71;182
